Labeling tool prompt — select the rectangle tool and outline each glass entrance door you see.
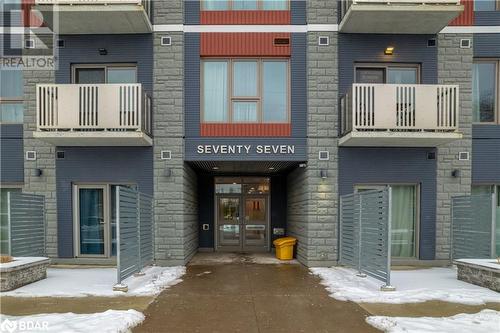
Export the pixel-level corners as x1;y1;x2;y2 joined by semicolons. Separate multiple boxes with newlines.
217;197;241;249
243;197;268;251
76;185;108;257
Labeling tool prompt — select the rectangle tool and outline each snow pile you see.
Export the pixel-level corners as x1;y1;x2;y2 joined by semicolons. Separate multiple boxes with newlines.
366;309;500;333
310;267;500;305
2;266;185;298
0;310;144;333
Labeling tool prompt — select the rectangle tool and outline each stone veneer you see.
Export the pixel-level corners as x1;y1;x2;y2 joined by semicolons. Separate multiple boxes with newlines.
153;0;198;265
287;1;338;267
455;260;500;292
436;34;473;260
0;257;50;291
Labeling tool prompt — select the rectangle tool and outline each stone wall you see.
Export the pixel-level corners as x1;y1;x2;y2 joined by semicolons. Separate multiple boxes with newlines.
23;70;57;258
436;34;473;260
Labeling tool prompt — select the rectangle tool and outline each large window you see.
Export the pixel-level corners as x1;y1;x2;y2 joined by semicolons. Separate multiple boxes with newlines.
474;0;500;11
202;59;289;123
0;69;23;123
72;64;137;84
355;64;420;84
473;60;499;123
202;0;288;10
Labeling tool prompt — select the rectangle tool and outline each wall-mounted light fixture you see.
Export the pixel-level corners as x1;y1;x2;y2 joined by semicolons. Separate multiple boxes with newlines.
34;168;43;177
320;170;328;179
451;169;461;178
164;168;172;177
98;48;107;55
384;46;395;55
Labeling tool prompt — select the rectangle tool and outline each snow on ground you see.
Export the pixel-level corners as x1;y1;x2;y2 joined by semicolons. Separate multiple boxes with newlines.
366;309;500;333
310;267;500;305
0;310;144;333
1;266;185;298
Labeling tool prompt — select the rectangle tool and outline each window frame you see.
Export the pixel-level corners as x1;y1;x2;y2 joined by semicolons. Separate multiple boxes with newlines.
71;63;138;84
474;0;500;11
354;63;421;84
0;69;24;124
201;58;290;124
201;0;290;11
472;58;500;124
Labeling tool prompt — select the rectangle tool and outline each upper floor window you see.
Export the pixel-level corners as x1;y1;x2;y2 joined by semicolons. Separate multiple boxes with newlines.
355;64;420;84
474;0;500;11
72;64;137;84
202;0;289;11
473;59;499;123
202;59;289;123
0;69;23;123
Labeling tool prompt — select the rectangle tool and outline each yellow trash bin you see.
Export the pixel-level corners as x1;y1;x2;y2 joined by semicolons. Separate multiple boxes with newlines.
273;237;297;260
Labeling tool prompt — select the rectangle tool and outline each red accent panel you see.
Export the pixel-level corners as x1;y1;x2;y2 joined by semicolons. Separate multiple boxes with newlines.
201;123;291;137
201;33;291;57
200;10;290;25
449;0;474;26
22;1;45;27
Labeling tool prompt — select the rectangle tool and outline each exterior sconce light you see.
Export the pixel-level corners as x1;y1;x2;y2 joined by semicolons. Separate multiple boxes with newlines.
451;169;460;178
384;46;395;55
320;170;328;179
34;168;43;177
98;48;107;55
164;168;172;177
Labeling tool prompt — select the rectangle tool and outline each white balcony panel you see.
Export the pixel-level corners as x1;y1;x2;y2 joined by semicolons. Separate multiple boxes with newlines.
339;83;462;147
339;0;463;34
34;83;152;146
34;0;152;34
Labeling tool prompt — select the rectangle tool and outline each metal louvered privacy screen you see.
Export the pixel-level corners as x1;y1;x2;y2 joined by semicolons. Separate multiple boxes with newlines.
340;188;392;288
116;186;154;285
7;193;46;257
452;194;494;259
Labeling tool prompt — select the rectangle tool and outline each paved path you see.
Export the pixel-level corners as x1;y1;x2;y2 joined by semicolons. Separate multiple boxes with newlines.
133;255;378;333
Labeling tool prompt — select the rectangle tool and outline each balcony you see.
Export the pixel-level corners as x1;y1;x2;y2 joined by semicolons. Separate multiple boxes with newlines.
34;84;152;146
339;0;463;34
339;84;462;147
34;0;152;34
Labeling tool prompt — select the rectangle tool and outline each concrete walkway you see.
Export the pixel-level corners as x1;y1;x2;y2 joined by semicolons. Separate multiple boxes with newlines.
133;253;378;333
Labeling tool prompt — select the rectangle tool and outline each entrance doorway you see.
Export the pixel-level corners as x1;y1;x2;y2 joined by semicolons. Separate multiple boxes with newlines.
215;177;270;252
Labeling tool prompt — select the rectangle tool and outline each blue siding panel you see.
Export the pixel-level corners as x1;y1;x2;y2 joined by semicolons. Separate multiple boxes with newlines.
291;0;306;25
473;138;500;184
56;147;153;258
0;125;23;184
339;34;438;95
291;33;307;138
475;12;500;26
474;34;500;58
184;33;201;137
473;125;500;139
55;34;153;93
339;147;437;260
185;0;200;24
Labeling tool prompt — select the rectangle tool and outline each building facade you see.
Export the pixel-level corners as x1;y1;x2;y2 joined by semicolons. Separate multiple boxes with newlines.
1;0;499;267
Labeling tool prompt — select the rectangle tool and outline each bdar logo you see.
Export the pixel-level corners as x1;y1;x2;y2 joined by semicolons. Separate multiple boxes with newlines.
0;319;17;333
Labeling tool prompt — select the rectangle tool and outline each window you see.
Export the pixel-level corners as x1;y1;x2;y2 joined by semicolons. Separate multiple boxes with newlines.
202;0;288;10
473;60;499;123
474;0;500;11
0;69;23;123
202;59;289;123
0;187;22;254
72;64;137;84
355;64;420;84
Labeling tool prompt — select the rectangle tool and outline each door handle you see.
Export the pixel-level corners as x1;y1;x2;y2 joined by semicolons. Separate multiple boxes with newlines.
99;217;105;224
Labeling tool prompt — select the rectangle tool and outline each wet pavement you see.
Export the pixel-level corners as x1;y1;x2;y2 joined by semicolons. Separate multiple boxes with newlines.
133;255;378;333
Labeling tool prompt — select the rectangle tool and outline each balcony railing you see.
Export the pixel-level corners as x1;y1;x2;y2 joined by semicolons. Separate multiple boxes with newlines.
339;0;463;34
35;84;152;146
34;0;152;34
339;84;462;147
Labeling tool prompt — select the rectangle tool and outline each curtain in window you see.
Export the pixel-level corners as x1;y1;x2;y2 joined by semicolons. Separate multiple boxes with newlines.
233;0;257;10
204;0;228;10
391;185;416;258
204;62;228;122
387;68;417;84
263;0;288;10
233;102;257;122
233;61;257;96
263;61;287;122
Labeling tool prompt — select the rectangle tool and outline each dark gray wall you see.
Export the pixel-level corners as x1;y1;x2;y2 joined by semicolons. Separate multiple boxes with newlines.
291;0;307;25
197;174;287;248
184;33;307;139
472;125;500;184
0;125;23;184
338;147;437;260
475;11;500;26
339;34;438;95
474;34;500;58
56;147;153;258
55;34;153;93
